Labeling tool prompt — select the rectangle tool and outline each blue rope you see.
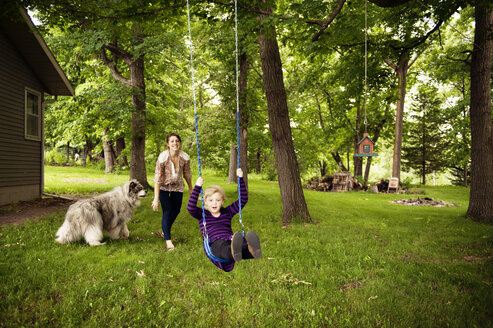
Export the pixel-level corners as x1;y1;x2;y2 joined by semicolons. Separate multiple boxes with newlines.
186;0;232;264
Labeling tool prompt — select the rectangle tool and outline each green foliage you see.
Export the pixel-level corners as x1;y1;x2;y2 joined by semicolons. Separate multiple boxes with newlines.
402;85;451;184
44;149;70;165
416;7;473;186
1;166;492;327
22;0;479;186
400;176;414;189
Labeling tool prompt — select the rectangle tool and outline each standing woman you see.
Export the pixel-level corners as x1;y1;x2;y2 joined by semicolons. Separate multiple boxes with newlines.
152;133;193;250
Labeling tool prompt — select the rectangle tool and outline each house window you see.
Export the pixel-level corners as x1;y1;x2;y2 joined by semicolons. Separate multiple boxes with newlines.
25;89;41;141
363;145;371;153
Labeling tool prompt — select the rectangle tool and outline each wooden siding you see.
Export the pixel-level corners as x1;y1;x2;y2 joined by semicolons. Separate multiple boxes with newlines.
0;28;45;191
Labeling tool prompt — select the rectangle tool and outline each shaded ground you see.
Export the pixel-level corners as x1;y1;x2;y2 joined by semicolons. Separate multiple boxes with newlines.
0;196;77;226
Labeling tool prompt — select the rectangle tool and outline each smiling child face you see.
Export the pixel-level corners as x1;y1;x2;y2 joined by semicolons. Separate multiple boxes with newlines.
205;192;224;216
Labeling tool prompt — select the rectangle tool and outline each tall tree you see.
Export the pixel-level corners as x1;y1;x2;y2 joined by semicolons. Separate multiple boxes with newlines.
258;2;311;224
380;16;443;181
467;3;493;222
402;85;449;184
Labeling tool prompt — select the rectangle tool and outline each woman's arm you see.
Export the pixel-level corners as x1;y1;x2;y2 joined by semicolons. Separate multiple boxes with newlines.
152;182;160;211
183;159;193;196
152;160;163;211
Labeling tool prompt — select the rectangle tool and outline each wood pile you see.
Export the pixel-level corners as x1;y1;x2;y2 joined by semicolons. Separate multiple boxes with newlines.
306;175;333;191
332;172;352;192
306;176;404;193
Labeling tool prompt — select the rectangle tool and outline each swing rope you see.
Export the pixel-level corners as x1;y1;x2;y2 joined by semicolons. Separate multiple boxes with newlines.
186;0;243;262
363;0;368;133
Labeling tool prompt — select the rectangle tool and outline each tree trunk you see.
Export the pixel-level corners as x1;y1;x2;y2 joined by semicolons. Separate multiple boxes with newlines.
239;52;249;187
115;137;128;167
227;143;237;183
258;4;311;224
319;160;327;176
363;120;385;184
353;96;363;177
82;135;93;167
364;157;372;184
467;5;493;223
391;58;409;181
129;57;150;188
331;151;348;171
256;148;262;173
102;129;115;173
228;52;249;187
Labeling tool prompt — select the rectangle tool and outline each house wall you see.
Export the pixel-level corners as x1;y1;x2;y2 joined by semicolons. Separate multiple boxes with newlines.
0;28;45;205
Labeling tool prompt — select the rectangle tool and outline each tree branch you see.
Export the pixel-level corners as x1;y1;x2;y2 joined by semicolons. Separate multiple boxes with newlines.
384;59;397;70
103;44;133;65
409;20;443;52
311;0;346;42
99;47;132;88
446;55;471;66
315;93;326;133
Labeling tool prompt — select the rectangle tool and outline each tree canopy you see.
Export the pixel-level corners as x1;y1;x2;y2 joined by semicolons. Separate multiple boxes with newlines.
8;0;492;223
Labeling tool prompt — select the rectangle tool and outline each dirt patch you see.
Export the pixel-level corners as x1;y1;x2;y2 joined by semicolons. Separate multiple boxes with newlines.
0;196;78;227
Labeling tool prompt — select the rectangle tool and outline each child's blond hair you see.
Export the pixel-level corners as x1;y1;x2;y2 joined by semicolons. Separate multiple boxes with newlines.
204;185;225;202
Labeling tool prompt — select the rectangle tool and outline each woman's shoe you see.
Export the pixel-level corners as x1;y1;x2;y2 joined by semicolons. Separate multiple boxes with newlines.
166;240;175;250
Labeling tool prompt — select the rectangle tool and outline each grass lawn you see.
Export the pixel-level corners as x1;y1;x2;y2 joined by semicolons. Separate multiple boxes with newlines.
1;166;492;327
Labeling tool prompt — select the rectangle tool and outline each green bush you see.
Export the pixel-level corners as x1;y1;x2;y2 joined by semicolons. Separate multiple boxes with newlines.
262;162;277;181
44;149;69;165
401;176;414;189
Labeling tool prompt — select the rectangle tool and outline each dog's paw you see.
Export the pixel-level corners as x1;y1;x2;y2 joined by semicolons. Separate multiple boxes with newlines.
55;238;66;244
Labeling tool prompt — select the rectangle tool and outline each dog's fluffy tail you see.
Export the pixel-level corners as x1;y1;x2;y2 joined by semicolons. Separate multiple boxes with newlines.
55;220;73;244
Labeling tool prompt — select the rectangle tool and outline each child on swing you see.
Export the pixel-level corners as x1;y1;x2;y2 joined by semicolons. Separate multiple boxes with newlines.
187;168;261;272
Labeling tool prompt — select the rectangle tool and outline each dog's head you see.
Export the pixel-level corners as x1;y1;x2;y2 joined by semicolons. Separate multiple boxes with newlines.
128;180;147;203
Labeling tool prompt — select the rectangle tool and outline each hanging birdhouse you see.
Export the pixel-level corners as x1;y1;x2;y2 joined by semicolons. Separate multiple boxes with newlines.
354;132;378;157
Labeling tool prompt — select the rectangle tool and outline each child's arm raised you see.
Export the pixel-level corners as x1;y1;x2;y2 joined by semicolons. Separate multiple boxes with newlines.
226;170;248;215
187;177;204;219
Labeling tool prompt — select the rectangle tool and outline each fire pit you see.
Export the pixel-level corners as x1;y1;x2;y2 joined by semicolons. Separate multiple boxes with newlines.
391;197;457;207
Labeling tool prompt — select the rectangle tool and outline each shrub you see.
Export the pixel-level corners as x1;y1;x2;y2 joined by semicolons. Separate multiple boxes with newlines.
44;149;69;165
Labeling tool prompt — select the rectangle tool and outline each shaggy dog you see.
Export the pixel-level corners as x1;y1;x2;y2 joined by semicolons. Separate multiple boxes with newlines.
55;180;146;246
